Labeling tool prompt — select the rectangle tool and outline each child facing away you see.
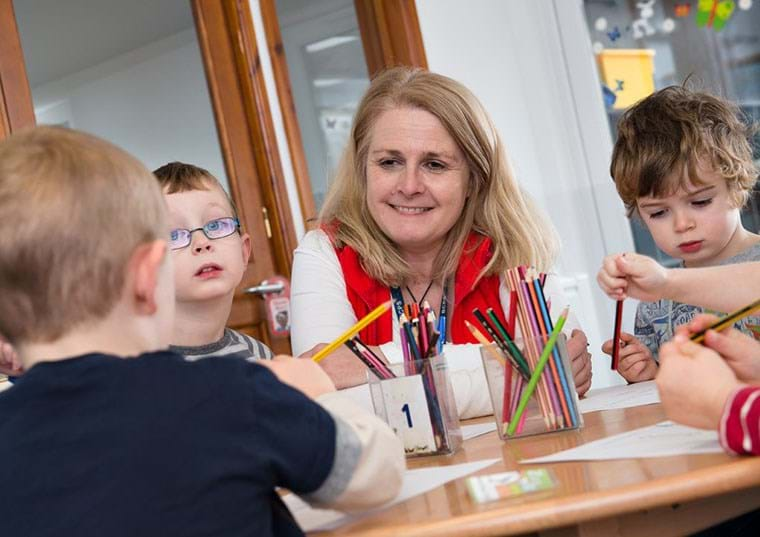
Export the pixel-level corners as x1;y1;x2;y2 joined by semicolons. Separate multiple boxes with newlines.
153;162;273;362
600;85;760;383
0;127;404;537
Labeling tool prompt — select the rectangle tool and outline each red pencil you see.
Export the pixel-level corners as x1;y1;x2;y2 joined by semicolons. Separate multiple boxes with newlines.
611;300;623;370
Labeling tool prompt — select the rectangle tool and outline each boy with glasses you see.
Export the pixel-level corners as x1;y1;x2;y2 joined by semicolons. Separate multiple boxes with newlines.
154;162;273;361
0;128;404;536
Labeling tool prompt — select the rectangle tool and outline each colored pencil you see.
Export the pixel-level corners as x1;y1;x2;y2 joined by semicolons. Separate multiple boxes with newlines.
485;308;530;377
353;338;395;379
466;320;514;430
506;268;552;430
532;277;575;428
312;301;392;363
511;270;554;429
473;309;530;381
344;340;385;380
507;307;569;436
611;300;623;370
533;278;578;427
690;297;760;344
524;276;564;428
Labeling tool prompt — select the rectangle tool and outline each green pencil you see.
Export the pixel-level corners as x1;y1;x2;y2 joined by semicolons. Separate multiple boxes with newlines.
507;307;569;436
486;308;531;377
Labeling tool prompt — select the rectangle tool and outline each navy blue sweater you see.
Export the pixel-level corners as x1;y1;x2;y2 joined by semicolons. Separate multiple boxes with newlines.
0;351;336;536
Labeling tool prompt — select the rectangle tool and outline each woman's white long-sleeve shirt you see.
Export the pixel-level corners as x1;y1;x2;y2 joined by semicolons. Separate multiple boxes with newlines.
291;230;578;418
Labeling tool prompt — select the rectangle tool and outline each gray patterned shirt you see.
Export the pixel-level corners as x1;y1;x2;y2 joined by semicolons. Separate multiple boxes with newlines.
635;242;760;360
171;328;273;362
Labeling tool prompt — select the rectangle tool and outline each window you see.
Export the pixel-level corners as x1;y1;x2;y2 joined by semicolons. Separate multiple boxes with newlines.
583;0;760;266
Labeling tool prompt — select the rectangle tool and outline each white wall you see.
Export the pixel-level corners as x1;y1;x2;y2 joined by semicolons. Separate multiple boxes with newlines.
416;0;636;388
32;29;230;193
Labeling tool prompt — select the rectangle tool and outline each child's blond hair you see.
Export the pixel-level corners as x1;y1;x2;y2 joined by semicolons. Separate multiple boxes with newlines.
0;127;166;344
611;85;758;217
153;161;239;219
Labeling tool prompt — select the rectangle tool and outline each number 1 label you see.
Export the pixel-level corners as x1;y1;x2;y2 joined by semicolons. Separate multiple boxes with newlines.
381;375;436;454
401;403;413;427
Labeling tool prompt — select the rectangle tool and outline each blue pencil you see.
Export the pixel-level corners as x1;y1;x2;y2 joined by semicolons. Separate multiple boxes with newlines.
436;315;446;354
533;278;577;427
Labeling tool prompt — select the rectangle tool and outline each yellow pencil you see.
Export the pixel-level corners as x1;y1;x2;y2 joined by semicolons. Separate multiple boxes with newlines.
312;301;392;363
690;297;760;344
465;320;507;367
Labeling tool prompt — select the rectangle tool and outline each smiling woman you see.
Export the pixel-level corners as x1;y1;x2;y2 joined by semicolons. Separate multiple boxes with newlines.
365;107;469;266
290;67;594;415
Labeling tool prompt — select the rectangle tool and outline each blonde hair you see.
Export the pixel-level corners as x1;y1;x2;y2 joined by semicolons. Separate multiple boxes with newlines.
153;161;239;220
612;85;758;217
0;127;167;344
319;67;558;286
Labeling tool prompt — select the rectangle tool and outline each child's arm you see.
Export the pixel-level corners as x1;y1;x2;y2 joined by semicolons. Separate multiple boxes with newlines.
656;334;743;432
258;355;336;399
309;392;405;510
658;332;760;455
255;358;405;511
598;253;760;312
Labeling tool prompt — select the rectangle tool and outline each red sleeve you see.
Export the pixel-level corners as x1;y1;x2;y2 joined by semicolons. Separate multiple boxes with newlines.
720;386;760;455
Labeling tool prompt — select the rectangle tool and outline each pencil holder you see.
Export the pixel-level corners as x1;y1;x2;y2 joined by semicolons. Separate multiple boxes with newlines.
480;335;583;440
368;354;462;457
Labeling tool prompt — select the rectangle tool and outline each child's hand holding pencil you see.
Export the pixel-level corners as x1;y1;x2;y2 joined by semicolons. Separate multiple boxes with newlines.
676;313;760;383
657;334;742;430
597;252;670;302
601;332;657;383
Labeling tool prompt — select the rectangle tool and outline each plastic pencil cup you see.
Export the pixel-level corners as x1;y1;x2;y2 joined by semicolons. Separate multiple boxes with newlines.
368;354;462;457
480;335;583;440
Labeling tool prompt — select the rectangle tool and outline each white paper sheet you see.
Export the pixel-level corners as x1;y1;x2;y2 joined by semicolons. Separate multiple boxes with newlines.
284;458;500;532
578;380;660;414
521;421;722;463
461;421;497;440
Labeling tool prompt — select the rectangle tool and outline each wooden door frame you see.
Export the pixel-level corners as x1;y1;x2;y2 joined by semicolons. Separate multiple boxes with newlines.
0;0;34;139
192;0;297;277
259;0;317;227
354;0;428;78
259;0;427;227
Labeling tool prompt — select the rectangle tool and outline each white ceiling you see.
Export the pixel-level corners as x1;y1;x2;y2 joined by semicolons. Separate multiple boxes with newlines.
14;0;195;87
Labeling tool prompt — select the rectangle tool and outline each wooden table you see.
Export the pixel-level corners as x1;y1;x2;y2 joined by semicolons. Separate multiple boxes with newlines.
316;404;760;536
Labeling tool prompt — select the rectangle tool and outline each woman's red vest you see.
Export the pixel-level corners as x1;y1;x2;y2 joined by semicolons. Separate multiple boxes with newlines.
330;232;510;344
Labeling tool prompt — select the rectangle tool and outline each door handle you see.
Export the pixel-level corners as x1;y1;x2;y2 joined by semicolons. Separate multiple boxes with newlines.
244;281;285;296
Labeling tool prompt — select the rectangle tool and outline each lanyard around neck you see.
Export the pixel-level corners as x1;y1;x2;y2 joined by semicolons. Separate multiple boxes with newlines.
390;280;449;338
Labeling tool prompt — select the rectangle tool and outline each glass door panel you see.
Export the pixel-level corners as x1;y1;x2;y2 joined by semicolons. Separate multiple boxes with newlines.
275;0;370;210
14;0;230;191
